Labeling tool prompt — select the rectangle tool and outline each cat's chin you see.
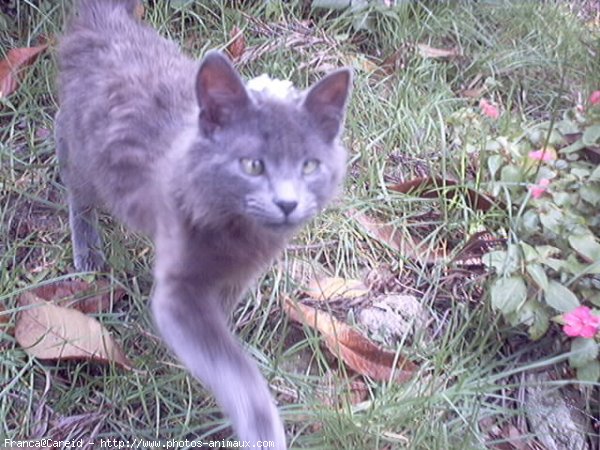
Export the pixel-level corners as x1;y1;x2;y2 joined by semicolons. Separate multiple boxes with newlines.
260;219;303;233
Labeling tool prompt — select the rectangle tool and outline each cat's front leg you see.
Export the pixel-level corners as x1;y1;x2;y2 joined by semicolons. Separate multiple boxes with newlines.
151;275;286;449
55;112;105;272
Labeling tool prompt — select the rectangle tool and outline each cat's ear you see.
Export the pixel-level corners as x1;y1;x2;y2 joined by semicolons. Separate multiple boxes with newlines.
303;68;352;142
196;51;249;134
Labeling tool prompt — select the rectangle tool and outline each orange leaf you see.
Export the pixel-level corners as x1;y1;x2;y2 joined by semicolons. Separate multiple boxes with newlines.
388;177;497;212
226;26;246;62
32;279;125;314
284;298;416;383
306;277;369;301
352;210;447;265
0;44;48;98
15;292;132;369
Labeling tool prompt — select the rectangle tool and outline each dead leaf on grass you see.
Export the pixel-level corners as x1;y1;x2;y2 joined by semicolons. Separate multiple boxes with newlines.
416;43;460;59
227;26;246;62
284;297;417;383
0;43;48;98
32;279;126;314
352;209;447;265
15;292;132;369
306;277;369;301
388;177;498;212
317;371;370;408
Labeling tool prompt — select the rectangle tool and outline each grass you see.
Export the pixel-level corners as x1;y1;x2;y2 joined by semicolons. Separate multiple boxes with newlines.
1;0;599;448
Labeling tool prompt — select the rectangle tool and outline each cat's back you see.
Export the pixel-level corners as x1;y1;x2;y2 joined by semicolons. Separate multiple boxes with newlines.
58;0;197;142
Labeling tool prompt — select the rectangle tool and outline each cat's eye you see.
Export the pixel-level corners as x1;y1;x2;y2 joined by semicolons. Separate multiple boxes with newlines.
240;158;265;176
302;159;320;175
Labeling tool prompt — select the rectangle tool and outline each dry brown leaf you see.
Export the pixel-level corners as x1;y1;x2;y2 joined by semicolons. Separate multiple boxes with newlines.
284;298;416;383
416;43;460;59
227;26;246;62
0;43;48;98
32;279;125;314
460;87;486;99
352;210;447;265
388;177;498;212
15;292;132;369
306;277;369;301
316;371;370;408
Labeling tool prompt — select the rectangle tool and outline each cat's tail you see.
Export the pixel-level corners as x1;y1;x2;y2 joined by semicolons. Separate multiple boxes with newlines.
75;0;140;28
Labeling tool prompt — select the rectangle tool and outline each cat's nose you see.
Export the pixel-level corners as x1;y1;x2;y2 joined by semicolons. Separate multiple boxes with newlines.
275;200;298;216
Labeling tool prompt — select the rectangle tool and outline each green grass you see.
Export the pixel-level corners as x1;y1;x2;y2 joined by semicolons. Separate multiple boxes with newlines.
1;0;599;448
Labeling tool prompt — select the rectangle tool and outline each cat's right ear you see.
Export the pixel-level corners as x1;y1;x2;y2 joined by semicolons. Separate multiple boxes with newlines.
196;51;249;135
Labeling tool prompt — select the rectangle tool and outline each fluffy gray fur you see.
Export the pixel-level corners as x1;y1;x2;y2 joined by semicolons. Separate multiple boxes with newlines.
56;0;352;447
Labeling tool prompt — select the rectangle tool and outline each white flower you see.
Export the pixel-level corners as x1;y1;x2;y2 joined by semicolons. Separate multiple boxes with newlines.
246;74;296;101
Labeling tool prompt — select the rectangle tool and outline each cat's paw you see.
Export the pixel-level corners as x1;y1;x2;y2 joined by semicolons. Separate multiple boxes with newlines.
74;248;106;272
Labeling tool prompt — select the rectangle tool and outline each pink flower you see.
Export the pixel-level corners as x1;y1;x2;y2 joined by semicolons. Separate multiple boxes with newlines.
563;306;600;338
529;148;556;162
589;90;600;106
479;98;500;119
529;178;550;199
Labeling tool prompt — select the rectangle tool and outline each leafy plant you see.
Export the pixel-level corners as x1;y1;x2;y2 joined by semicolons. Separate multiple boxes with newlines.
448;92;600;381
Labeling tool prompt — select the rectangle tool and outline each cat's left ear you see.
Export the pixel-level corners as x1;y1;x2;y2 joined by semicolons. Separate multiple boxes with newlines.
303;68;353;142
196;50;250;134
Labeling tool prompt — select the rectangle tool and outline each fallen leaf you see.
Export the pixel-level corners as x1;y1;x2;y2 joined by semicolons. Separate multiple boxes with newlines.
306;277;369;301
316;371;370;408
15;292;132;369
379;43;415;75
284;298;417;383
451;231;504;268
352;210;447;265
32;279;125;314
0;43;48;98
388;177;498;211
416;43;460;59
227;26;246;62
460;87;485;99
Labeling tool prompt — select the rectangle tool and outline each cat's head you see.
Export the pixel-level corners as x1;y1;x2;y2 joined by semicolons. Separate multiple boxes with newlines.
179;51;352;231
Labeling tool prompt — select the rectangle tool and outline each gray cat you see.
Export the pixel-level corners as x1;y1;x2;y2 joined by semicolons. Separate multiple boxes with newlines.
56;0;351;447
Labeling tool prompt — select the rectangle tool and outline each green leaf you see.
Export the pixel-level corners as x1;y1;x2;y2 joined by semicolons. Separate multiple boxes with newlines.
569;234;600;263
526;264;548;290
590;165;600;181
580;184;600;206
569;337;599;368
543;280;580;312
556;119;580;135
487;155;503;180
582;124;600;146
520;243;538;263
576;360;600;383
500;165;523;185
536;245;561;261
559;139;585;154
518;210;539;234
490;276;527;315
515;300;550;340
483;245;520;276
542;258;564;272
539;204;563;234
